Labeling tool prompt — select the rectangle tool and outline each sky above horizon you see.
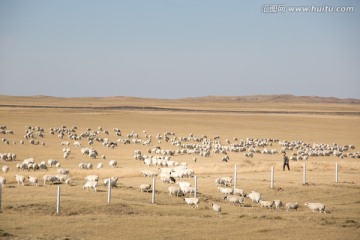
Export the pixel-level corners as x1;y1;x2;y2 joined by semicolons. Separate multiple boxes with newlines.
0;0;359;99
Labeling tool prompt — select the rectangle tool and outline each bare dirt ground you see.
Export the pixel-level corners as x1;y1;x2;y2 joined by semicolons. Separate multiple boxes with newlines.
0;96;359;240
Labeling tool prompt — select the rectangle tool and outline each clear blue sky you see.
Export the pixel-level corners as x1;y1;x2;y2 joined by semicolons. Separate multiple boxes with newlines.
0;0;359;99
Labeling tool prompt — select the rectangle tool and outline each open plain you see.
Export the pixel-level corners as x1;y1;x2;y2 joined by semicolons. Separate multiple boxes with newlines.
0;96;360;240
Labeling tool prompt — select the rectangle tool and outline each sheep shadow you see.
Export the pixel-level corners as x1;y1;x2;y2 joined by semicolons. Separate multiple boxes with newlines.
96;189;107;193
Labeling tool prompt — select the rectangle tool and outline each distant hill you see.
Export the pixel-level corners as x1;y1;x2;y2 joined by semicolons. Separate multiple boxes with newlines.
0;94;359;115
183;95;360;104
0;94;359;104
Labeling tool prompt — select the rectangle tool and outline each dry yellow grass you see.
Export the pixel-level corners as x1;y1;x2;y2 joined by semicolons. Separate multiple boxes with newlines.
0;96;359;240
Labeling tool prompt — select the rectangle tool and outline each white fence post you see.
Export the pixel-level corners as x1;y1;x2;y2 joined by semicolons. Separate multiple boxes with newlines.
233;165;237;192
56;186;60;214
194;176;197;198
107;178;111;204
151;177;155;204
271;166;274;189
335;162;338;183
303;161;307;185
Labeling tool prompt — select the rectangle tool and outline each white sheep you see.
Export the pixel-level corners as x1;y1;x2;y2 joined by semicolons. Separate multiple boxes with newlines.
97;163;103;169
2;165;9;174
73;141;81;147
224;195;245;207
27;162;34;171
177;181;191;188
16;163;26;171
109;160;118;168
143;158;152;167
274;200;282;210
83;180;98;192
23;158;34;165
57;168;69;175
140;170;158;177
64;178;72;185
181;186;195;196
247;191;261;203
63;151;70;159
104;177;118;188
15;174;26;185
39;161;47;170
61;141;70;146
0;176;6;184
162;176;174;184
43;175;59;185
170;170;185;178
215;177;232;187
183;169;194;178
56;174;69;182
304;202;326;213
30;163;39;171
88;150;97;159
86;163;93;170
47;159;58;167
259;200;274;209
217;187;233;195
85;175;99;182
184;197;199;208
140;183;152;192
79;163;87;169
168;186;182;197
212;203;221;214
159;172;172;183
285;202;299;211
28;176;38;186
233;188;245;196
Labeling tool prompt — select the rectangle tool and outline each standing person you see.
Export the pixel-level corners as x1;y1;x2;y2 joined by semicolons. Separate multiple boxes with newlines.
283;153;290;171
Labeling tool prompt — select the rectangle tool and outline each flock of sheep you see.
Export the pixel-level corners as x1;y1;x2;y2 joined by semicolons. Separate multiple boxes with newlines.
0;124;358;215
213;179;326;214
160;173;325;214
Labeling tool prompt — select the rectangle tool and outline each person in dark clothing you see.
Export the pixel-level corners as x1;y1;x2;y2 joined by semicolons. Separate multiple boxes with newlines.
283;153;290;171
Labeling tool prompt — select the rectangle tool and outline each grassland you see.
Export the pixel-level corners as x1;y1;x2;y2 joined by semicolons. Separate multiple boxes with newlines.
0;96;359;240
